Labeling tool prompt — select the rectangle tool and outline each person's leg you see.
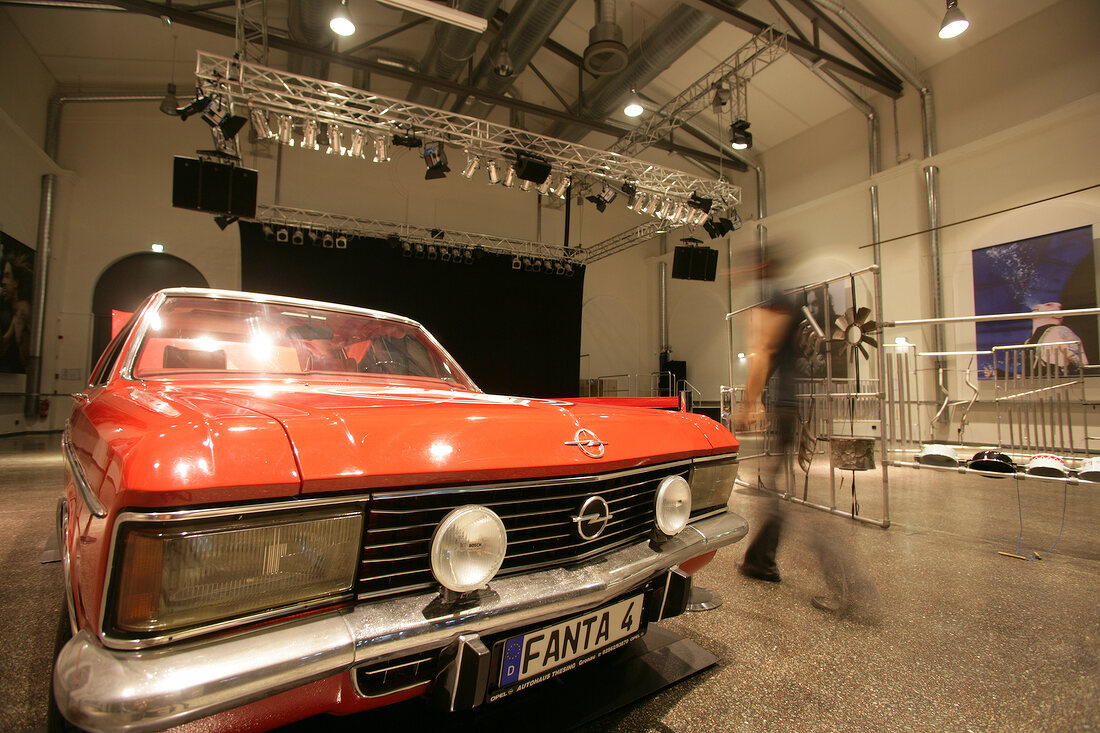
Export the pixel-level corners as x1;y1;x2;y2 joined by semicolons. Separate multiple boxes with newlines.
740;405;797;582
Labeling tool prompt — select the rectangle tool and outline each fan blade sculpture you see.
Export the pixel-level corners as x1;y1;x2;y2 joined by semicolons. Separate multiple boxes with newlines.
832;306;879;362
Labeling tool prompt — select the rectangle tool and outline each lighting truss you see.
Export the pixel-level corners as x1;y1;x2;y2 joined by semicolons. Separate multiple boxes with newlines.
580;221;684;262
194;52;740;212
608;27;786;158
234;0;269;66
249;204;585;264
248;205;683;265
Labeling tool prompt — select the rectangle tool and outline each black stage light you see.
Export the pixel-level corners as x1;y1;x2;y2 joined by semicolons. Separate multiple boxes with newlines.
440;247;451;262
262;224;275;240
511;255;522;270
729;119;753;150
423;141;449;180
415;243;425;258
276;227;289;243
322;232;335;248
585;183;618;212
335;235;348;249
308;230;321;246
427;245;438;260
401;242;412;257
291;229;305;245
392;133;422;148
688;192;713;213
177;95;212;121
214;215;238;230
514;153;552;184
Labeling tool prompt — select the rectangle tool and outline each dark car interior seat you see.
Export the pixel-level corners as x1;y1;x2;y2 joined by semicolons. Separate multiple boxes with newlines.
163;345;227;370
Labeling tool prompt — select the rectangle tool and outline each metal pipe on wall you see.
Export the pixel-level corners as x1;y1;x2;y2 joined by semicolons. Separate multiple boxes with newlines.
659;232;670;357
26;94;163;420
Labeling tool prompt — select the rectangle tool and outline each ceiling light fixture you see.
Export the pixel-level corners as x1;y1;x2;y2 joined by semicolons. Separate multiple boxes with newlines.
623;88;644;118
938;0;969;39
330;0;355;36
375;0;488;33
501;164;516;188
486;159;501;184
729;119;753;150
492;41;514;78
941;0;968;39
159;83;178;116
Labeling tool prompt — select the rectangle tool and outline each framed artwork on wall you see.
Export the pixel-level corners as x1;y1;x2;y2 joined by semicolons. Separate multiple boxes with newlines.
972;225;1097;379
0;231;35;375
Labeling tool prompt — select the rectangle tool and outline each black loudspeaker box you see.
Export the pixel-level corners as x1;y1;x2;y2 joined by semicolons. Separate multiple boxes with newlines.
514;155;552;184
172;156;258;217
672;246;718;281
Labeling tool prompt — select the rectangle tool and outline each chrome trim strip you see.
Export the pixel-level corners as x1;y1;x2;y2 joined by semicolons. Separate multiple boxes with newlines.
56;496;77;635
369;459;695;501
62;427;105;518
55;511;747;733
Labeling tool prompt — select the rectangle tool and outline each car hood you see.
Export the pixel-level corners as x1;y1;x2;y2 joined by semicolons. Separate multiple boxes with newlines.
180;382;738;492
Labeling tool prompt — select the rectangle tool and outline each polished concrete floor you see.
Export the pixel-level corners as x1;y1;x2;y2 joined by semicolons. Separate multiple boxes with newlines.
3;432;1098;732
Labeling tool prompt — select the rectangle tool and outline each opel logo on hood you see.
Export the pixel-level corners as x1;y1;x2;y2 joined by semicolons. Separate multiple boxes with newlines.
565;428;608;458
572;496;611;540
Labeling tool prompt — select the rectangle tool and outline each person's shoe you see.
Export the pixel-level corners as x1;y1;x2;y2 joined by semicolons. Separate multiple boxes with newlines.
739;562;781;583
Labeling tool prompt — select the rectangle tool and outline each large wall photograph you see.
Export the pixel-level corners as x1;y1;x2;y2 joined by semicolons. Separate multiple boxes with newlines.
972;225;1096;378
0;232;34;375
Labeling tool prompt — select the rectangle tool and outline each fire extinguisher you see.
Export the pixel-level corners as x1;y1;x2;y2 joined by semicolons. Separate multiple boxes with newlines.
39;398;50;420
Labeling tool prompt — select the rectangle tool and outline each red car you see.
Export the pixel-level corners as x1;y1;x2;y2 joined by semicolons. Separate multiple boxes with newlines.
53;288;745;731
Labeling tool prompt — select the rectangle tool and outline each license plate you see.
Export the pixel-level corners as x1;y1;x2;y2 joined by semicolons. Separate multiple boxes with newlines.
496;594;643;690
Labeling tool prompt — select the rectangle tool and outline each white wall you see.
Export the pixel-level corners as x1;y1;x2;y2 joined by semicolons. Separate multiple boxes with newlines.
0;11;56;433
582;0;1100;412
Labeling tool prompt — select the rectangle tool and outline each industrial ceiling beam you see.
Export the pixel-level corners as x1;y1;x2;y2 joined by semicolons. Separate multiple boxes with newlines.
81;0;739;171
680;0;903;97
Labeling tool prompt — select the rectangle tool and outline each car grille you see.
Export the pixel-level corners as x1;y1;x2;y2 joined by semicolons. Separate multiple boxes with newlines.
357;462;690;600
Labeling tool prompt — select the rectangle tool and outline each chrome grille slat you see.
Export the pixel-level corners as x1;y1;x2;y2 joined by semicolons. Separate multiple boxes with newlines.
357;463;688;600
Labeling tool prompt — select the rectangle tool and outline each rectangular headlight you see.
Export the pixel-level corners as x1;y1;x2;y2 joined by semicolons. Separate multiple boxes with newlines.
690;455;738;512
112;508;362;635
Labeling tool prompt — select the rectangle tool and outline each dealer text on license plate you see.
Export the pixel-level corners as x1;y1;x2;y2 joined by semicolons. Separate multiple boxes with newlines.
498;594;643;688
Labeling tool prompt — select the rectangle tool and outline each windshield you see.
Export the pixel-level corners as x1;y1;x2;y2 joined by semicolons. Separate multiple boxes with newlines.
130;294;476;390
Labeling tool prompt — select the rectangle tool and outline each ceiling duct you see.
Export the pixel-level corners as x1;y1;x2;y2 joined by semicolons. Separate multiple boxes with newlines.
547;4;720;142
583;0;628;75
286;0;335;80
406;0;502;107
456;0;579;120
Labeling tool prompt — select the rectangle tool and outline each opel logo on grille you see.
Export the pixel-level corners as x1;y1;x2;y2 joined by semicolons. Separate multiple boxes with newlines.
572;496;611;540
565;428;608;458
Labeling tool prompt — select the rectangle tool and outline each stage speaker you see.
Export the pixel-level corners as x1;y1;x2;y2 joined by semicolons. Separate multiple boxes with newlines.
672;246;718;281
172;156;258;217
514;154;552;184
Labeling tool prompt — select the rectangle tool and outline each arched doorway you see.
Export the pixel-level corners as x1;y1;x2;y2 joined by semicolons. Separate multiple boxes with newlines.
90;253;208;369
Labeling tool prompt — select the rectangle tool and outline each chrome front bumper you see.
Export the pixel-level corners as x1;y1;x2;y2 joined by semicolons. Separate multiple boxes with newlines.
54;511;747;732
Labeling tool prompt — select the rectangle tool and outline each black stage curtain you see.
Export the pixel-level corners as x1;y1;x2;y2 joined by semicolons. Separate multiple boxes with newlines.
240;222;585;398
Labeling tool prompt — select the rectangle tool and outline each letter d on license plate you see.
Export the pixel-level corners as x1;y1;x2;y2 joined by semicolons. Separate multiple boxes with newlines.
498;594;643;687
